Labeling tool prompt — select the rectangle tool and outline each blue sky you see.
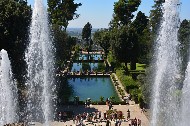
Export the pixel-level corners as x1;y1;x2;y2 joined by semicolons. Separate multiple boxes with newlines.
28;0;190;28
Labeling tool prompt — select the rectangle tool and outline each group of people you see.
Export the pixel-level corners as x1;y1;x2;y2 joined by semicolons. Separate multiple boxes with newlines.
129;118;142;126
72;111;102;125
58;111;68;122
106;98;113;110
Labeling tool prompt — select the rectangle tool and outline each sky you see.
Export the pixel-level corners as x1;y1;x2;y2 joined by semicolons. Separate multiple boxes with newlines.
27;0;190;28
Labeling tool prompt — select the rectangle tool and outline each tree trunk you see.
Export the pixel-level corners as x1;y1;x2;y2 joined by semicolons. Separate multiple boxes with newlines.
130;59;137;80
130;59;136;70
125;62;129;75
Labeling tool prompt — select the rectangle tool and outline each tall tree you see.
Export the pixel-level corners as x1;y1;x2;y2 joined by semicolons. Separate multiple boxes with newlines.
82;22;92;55
178;19;190;74
131;11;151;64
52;24;77;69
0;0;32;85
109;0;141;73
93;29;110;58
132;11;149;35
149;0;165;36
113;0;141;26
112;26;138;73
48;0;82;30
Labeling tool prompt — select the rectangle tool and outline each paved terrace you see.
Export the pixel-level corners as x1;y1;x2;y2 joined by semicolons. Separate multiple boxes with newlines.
25;105;149;126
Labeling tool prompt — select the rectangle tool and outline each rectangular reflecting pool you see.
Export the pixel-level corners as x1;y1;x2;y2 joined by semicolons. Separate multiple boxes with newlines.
68;77;120;102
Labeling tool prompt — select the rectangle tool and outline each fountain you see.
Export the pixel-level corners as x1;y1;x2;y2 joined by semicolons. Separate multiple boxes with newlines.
25;0;55;125
150;0;181;126
0;49;18;126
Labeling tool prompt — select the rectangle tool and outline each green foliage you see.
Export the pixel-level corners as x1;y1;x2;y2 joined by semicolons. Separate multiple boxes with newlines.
113;0;141;25
131;11;150;66
82;22;92;42
74;44;80;52
48;0;81;30
131;11;149;35
93;29;110;58
178;19;190;74
94;63;105;72
149;0;165;36
116;68;148;106
116;69;137;87
48;0;80;66
139;67;153;105
0;0;32;85
82;22;93;53
82;63;91;71
137;28;152;64
100;96;104;102
53;24;68;61
111;26;138;72
108;52;116;64
52;24;77;67
56;77;74;104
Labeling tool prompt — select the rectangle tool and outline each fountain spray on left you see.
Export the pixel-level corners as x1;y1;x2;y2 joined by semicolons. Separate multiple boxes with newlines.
0;49;18;126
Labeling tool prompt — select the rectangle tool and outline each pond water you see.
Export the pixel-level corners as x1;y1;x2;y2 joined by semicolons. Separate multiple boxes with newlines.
68;77;120;102
71;62;104;72
78;54;103;60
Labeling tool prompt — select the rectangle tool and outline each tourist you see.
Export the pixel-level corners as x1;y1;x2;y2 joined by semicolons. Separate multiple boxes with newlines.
119;119;122;126
58;112;62;122
134;117;137;126
104;112;107;120
138;119;141;126
109;102;112;110
141;107;146;113
63;112;67;121
106;98;109;105
76;115;79;124
73;117;75;124
127;109;130;119
114;112;117;119
106;119;111;126
131;119;134;126
126;96;130;105
99;111;101;119
80;118;83;125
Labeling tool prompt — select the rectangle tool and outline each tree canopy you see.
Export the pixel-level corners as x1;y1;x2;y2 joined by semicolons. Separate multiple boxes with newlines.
178;19;190;73
82;22;92;42
149;0;165;35
48;0;82;30
93;29;110;58
113;0;141;26
0;0;32;85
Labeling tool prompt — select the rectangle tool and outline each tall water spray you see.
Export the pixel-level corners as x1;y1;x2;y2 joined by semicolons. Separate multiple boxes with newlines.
0;49;18;125
151;0;181;126
25;0;55;125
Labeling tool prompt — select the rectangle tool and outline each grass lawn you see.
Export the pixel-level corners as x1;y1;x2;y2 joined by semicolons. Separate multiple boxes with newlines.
127;63;146;71
108;51;146;71
115;68;137;87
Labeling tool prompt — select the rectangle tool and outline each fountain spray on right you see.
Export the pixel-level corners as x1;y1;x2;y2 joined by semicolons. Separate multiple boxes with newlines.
150;0;182;126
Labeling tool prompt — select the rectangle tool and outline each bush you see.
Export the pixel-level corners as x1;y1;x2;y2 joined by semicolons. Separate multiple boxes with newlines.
138;94;144;109
82;63;91;71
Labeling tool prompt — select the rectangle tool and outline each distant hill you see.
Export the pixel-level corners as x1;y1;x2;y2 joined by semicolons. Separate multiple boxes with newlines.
66;28;100;37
